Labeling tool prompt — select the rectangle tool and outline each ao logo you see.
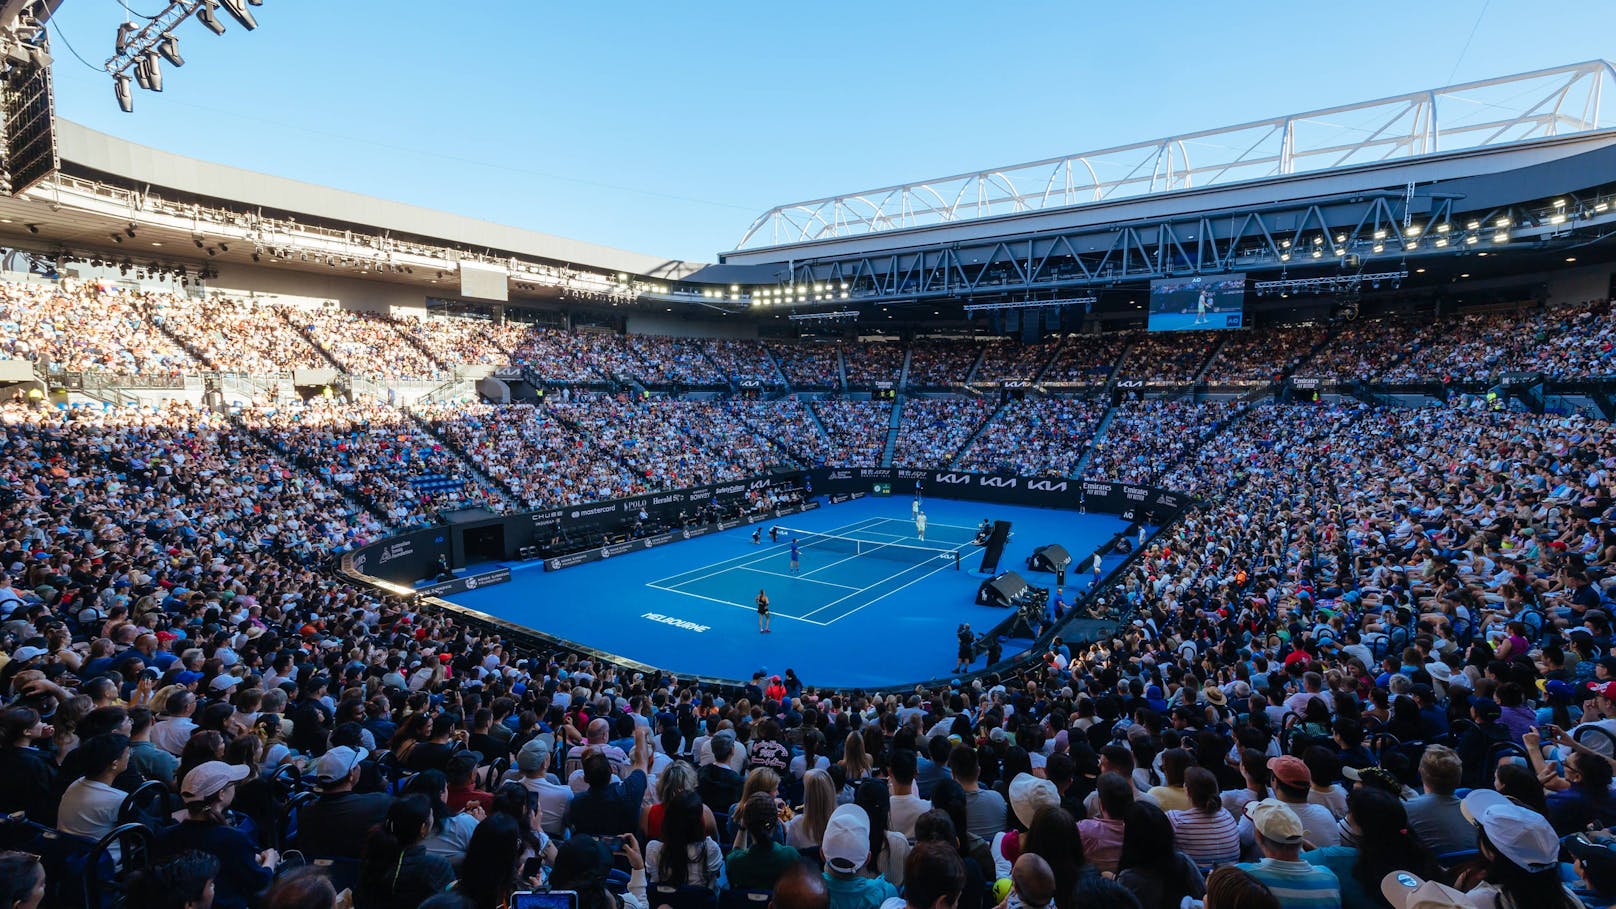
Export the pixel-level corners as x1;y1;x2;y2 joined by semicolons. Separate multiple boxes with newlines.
547;560;560;571
465;576;480;590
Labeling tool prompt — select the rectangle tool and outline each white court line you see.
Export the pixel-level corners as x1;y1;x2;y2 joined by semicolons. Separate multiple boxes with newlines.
797;552;954;619
736;566;860;590
646;516;887;589
799;537;967;580
644;582;831;626
814;556;963;625
866;516;980;532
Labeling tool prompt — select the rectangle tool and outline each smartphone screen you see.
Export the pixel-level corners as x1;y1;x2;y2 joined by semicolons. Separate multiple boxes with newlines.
512;892;579;909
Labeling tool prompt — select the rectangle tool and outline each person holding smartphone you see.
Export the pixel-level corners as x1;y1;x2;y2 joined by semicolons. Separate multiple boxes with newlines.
547;833;648;909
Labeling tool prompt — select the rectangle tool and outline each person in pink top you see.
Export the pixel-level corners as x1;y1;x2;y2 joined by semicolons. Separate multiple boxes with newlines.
1077;772;1132;874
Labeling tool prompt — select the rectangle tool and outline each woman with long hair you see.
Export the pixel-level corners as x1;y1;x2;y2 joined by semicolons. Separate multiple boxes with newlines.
358;794;455;909
1494;763;1549;815
930;779;995;887
1220;748;1272;814
1302;787;1434;909
729;767;787;849
791;728;829;781
646;789;722;889
785;768;836;850
1115;801;1204;909
488;781;555;876
550;834;648;909
914;808;985;909
641;759;718;842
840;732;871;791
855;778;909;886
724;792;801;890
456;812;526;909
1169;766;1240;867
389;712;432;764
1021;806;1089;909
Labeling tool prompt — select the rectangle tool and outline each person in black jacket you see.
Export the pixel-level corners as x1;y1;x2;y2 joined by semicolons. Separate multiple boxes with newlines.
0;706;58;825
358;794;455;909
295;745;394;860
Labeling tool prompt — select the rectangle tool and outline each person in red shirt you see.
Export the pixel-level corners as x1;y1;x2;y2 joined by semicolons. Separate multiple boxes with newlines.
444;750;493;814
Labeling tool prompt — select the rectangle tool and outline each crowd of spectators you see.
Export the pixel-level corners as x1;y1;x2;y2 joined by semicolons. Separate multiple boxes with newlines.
0;373;1611;909
725;399;836;465
891;397;997;469
843;342;905;387
1041;334;1133;385
1202;327;1329;384
811;399;891;467
144;295;329;374
1297;319;1432;382
389;317;529;369
1118;334;1221;384
1383;303;1616;383
297;309;449;382
1084;399;1240;485
419;401;635;508
706;340;787;387
955;397;1107;477
906;340;986;388
975;340;1058;384
0;280;196;375
507;328;615;384
766;342;842;388
623;337;727;386
240;398;507;528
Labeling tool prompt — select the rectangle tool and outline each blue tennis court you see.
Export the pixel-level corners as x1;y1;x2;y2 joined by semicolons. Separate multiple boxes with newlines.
647;516;980;626
442;495;1131;688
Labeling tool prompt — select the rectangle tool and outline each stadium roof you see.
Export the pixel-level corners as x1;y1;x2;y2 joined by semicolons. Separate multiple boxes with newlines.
53;120;698;279
733;60;1616;253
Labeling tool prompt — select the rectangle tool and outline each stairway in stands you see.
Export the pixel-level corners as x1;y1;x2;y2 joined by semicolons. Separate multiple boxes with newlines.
880;396;904;467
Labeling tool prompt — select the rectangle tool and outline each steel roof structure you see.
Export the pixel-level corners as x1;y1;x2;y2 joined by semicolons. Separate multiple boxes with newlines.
734;61;1616;252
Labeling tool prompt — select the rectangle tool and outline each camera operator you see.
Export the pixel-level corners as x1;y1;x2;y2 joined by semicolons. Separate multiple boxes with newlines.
954;623;974;673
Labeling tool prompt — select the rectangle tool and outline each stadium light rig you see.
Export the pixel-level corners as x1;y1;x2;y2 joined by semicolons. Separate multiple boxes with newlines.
104;0;263;112
962;297;1096;314
1253;270;1407;295
787;310;859;322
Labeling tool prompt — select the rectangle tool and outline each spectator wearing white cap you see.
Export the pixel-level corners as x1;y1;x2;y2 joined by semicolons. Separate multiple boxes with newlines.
292;745;393;860
1235;799;1341;909
991;773;1059;879
510;735;572;836
822;803;899;909
165;760;277;909
1456;790;1581;909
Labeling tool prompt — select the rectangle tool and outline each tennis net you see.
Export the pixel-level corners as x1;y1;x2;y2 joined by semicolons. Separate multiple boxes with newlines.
770;526;965;566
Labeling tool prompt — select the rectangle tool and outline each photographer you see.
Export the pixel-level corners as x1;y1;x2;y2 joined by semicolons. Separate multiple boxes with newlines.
954;624;974;674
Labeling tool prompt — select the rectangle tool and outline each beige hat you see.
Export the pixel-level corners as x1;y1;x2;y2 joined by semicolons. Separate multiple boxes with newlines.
1380;871;1469;909
1244;798;1304;844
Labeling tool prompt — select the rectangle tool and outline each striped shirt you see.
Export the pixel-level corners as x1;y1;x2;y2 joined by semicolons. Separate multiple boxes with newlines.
1168;807;1241;866
1237;858;1342;909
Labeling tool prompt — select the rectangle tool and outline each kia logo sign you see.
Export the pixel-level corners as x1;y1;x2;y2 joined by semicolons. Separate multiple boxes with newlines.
933;473;971;485
1028;479;1067;492
978;476;1018;489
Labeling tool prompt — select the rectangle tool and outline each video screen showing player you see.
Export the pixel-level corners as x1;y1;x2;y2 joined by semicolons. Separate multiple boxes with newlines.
1147;274;1246;331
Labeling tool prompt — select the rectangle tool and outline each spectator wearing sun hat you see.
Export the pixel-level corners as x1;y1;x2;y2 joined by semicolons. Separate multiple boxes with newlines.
989;773;1059;878
1459;789;1580;909
822;803;899;909
1378;871;1470;909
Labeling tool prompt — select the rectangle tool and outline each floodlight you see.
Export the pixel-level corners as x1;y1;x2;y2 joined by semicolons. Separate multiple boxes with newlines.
197;1;227;35
158;34;185;67
217;0;258;30
113;74;133;112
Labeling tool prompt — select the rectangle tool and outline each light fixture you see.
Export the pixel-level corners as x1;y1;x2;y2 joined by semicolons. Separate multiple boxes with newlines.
1373;230;1386;240
1405;225;1421;237
1596;203;1609;213
1464;235;1478;245
1549;213;1566;224
158;34;185;67
1495;217;1510;228
1492;232;1507;243
125;225;136;238
113;74;133;112
216;0;258;30
197;1;227;35
1553;198;1567;208
1566;257;1578;263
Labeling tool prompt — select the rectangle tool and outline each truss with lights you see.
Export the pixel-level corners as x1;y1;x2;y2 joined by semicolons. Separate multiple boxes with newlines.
1253;270;1408;295
104;0;262;112
786;310;858;322
963;297;1096;314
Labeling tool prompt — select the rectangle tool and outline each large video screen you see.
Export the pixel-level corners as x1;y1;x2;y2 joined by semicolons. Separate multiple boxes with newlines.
1147;274;1246;331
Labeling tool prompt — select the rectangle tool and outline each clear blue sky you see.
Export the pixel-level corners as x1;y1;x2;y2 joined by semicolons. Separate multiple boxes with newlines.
39;1;1616;264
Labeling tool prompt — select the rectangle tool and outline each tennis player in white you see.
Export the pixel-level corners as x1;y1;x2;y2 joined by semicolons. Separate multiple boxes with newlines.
916;510;927;541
